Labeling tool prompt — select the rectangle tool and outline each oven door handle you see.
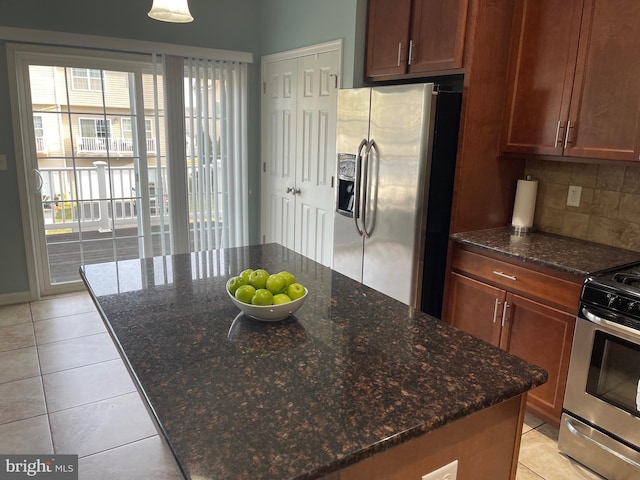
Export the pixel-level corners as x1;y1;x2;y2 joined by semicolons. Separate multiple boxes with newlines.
563;416;640;470
582;307;640;341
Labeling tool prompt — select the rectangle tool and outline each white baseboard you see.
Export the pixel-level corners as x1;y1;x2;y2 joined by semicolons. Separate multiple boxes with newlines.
0;291;31;306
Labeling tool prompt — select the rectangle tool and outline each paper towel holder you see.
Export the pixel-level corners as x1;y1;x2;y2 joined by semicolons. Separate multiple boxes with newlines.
509;224;535;236
509;174;537;236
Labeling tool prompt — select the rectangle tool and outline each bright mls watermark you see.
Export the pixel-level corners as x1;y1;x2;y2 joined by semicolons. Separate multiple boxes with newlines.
0;455;77;480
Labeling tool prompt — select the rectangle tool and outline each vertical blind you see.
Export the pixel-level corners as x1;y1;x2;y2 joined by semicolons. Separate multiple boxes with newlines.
184;58;248;251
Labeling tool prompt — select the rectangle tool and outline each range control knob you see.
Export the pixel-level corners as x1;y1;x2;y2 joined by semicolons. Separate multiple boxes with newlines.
627;301;640;317
607;294;623;309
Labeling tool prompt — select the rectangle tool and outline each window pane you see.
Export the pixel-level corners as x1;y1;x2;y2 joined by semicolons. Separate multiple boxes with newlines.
80;119;96;137
122;118;132;139
89;69;102;90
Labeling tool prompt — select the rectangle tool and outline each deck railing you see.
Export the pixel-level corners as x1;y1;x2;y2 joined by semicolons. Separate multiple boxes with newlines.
40;161;222;233
77;136;157;154
40;163;167;232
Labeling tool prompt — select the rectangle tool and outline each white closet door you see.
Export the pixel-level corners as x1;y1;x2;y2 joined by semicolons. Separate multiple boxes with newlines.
261;42;341;267
294;51;339;266
261;58;297;252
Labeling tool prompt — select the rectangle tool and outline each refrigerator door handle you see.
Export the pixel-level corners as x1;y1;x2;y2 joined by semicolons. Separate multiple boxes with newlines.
362;139;377;239
360;140;371;238
353;139;367;237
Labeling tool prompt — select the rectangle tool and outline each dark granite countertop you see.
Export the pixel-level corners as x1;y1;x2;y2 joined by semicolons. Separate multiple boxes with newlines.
451;228;640;277
80;243;547;480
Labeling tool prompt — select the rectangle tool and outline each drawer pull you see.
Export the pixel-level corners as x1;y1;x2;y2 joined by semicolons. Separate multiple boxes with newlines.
555;121;565;146
492;298;502;324
493;271;517;281
502;302;510;327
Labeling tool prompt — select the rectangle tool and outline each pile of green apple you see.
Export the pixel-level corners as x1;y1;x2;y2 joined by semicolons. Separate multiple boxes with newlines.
227;268;306;306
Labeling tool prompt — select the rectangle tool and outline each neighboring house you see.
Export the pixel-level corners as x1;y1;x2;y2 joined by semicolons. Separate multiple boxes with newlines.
30;65;163;170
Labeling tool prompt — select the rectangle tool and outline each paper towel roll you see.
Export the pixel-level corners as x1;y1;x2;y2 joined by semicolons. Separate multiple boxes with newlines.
511;179;538;229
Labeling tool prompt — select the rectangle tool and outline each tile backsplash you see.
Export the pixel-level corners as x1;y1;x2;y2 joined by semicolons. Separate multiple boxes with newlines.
525;159;640;252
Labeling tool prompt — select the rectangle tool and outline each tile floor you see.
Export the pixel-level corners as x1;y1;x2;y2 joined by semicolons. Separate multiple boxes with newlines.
0;291;183;479
0;291;605;480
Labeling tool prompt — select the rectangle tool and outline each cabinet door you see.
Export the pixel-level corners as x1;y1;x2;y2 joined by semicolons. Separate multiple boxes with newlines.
501;293;575;426
446;272;504;346
408;0;468;73
565;0;640;161
365;0;412;78
501;0;583;155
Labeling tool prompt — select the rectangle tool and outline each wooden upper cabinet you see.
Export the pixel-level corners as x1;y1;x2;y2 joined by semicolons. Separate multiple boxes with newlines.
566;0;640;161
365;0;412;78
502;0;640;162
365;0;468;80
501;0;583;156
408;0;469;73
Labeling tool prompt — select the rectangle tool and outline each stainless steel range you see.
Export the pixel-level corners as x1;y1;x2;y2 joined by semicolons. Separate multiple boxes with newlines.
559;262;640;479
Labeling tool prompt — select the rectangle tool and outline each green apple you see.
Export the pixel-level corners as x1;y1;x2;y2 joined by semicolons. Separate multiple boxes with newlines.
265;273;287;295
239;268;254;282
277;271;296;287
273;293;291;305
235;285;256;304
248;269;269;289
287;282;306;300
251;288;274;306
227;276;247;295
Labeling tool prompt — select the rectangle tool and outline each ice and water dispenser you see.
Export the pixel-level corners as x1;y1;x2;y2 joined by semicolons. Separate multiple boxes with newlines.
336;153;356;217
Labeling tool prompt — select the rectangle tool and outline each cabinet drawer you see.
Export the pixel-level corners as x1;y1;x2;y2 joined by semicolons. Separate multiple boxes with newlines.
451;248;581;312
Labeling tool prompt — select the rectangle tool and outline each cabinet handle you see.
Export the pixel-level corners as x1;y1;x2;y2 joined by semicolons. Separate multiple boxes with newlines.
555;121;566;146
492;298;502;324
492;271;517;281
408;40;415;65
501;302;510;327
564;120;574;148
397;43;402;66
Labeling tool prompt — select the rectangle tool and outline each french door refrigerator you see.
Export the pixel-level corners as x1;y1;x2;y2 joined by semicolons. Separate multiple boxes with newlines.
332;83;461;316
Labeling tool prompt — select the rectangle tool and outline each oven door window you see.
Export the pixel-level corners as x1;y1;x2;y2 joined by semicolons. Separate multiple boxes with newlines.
586;330;640;417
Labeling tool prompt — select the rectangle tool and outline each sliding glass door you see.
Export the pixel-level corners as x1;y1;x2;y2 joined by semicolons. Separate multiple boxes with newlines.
15;51;170;293
11;46;249;297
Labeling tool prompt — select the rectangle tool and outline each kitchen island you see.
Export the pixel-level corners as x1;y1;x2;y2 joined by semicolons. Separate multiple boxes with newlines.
80;243;547;480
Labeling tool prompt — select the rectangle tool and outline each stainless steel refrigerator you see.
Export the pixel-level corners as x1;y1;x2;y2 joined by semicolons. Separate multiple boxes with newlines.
332;83;461;316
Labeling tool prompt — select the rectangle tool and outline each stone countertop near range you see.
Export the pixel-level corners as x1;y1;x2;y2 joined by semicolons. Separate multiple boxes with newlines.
451;228;640;277
80;243;547;480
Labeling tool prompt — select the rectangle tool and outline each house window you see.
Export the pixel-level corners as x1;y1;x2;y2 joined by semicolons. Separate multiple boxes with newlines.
78;118;111;151
121;118;153;139
121;117;132;139
121;118;155;153
71;68;103;91
33;115;45;152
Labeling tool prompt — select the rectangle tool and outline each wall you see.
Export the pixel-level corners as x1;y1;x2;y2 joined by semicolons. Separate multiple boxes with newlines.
0;43;29;296
0;0;262;297
526;159;640;252
257;0;367;88
0;0;366;299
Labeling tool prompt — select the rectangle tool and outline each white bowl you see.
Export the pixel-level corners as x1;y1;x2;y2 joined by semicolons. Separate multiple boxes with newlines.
226;280;308;322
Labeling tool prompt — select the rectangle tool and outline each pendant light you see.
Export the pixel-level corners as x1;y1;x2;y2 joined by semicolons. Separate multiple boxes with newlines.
148;0;194;23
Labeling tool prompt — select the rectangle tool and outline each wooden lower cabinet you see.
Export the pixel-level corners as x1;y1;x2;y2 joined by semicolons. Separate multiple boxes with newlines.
445;245;581;427
501;293;575;426
322;394;526;480
447;272;504;346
